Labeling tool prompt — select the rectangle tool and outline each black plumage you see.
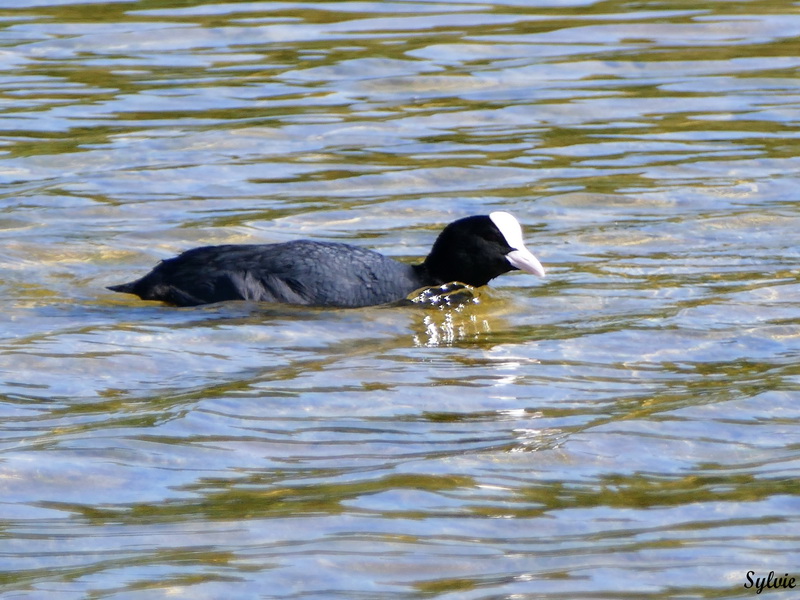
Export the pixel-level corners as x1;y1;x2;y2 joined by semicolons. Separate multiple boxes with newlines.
107;213;545;308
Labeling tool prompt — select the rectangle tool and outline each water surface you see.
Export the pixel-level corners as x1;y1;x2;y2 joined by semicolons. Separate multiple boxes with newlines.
1;0;799;598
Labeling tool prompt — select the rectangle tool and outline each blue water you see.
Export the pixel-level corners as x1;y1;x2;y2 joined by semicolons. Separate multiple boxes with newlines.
1;1;799;598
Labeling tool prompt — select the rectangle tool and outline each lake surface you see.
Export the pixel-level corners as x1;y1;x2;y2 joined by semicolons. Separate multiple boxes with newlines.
1;0;799;598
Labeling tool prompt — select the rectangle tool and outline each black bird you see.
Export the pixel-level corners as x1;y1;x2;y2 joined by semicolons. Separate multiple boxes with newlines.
107;212;545;308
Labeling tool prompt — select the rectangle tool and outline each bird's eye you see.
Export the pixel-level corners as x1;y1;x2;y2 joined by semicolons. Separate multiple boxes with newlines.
488;230;509;247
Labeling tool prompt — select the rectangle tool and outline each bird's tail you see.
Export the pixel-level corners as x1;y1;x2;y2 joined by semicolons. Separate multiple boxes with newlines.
107;281;138;294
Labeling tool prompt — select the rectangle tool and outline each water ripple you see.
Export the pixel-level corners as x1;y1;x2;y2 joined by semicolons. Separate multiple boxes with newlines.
1;1;799;598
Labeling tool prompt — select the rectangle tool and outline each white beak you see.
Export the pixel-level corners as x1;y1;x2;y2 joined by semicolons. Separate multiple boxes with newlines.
506;248;546;277
489;211;546;277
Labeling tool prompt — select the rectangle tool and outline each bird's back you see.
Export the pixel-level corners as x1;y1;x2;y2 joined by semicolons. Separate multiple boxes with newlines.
109;240;426;308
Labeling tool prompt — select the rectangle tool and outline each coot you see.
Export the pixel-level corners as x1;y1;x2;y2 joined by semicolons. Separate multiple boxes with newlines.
107;211;545;308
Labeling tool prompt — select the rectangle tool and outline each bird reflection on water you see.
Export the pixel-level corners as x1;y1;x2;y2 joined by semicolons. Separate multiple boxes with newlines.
407;283;500;347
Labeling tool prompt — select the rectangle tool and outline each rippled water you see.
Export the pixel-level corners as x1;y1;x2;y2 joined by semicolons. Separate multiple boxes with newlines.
1;0;799;598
